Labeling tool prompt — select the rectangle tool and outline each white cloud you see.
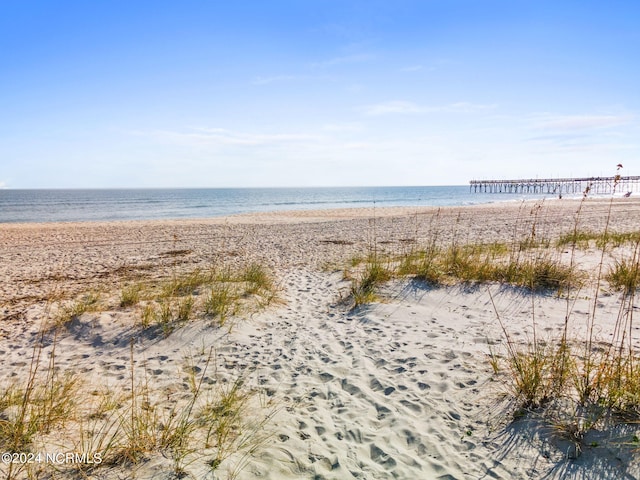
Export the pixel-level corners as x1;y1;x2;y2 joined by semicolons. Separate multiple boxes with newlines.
400;65;424;72
533;114;633;131
310;53;374;68
342;142;376;150
0;180;7;189
523;113;637;155
142;127;323;147
322;122;364;132
252;74;303;85
361;100;496;116
362;101;424;116
446;102;497;113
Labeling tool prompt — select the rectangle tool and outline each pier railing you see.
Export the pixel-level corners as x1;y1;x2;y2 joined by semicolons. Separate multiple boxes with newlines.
469;176;640;195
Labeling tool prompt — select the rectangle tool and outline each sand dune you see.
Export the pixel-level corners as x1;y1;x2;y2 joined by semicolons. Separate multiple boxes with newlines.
2;199;640;479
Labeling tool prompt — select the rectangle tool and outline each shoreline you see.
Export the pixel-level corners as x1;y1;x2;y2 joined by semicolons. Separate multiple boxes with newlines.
3;198;640;319
2;188;629;225
1;195;638;227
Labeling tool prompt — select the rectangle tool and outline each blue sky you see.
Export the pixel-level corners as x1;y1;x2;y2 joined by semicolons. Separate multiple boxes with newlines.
1;0;639;188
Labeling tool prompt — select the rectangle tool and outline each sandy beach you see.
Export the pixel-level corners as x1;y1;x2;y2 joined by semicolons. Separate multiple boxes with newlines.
2;198;640;479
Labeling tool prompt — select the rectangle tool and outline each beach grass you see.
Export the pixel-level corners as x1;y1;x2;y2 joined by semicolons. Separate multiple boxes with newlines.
344;187;640;458
108;264;279;334
349;240;580;296
0;256;279;479
55;292;101;326
0;334;274;479
556;229;640;250
606;255;640;294
489;183;640;456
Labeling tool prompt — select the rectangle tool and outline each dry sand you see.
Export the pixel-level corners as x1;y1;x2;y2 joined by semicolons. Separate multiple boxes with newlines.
2;198;640;479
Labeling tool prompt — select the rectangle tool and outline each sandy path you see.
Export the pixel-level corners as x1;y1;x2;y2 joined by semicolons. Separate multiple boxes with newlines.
221;269;530;479
211;267;639;480
4;266;637;479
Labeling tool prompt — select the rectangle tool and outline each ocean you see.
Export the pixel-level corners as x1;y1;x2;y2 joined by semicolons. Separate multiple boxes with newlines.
0;186;540;223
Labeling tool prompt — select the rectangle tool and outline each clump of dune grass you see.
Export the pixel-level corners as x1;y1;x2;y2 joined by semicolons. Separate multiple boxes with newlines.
606;256;640;294
98;346;276;478
119;283;142;307
488;289;573;411
492;166;640;458
114;264;279;334
493;255;579;292
204;284;236;325
518;236;552;251
46;262;278;337
55;292;101;326
557;229;640;250
398;249;442;284
0;327;78;477
161;268;212;298
2;255;278;478
349;241;579;301
241;263;274;295
556;230;598;250
0;341;277;479
346;196;580;300
0;373;78;453
350;255;393;306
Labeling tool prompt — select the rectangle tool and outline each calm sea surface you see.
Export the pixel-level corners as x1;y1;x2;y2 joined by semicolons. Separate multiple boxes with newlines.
0;186;543;223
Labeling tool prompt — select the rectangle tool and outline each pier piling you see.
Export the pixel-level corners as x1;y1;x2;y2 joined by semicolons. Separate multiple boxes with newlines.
469;176;640;195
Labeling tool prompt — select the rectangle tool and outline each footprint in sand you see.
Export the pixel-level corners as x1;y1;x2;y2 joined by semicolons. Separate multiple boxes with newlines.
370;444;397;469
319;372;334;382
400;399;422;413
341;379;363;397
370;378;384;392
375;403;392;420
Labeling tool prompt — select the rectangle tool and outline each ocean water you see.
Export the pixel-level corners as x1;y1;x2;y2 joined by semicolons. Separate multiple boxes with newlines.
0;186;537;223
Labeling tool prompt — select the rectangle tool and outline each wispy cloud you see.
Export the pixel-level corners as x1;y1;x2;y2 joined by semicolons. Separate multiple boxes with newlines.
400;65;424;72
310;53;374;68
252;74;304;85
446;102;498;113
524;112;636;153
533;114;633;131
361;100;497;116
526;133;594;148
322;122;364;132
140;127;323;146
362;101;423;116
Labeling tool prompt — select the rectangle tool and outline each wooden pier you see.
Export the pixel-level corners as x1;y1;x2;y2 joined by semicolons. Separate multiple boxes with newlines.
469;176;640;195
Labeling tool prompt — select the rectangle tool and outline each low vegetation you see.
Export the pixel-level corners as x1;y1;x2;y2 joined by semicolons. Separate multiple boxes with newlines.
606;256;640;294
346;173;640;460
556;229;640;250
348;239;581;306
55;292;101;326
0;337;276;479
52;263;277;335
489;176;640;458
0;259;279;479
115;263;278;334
